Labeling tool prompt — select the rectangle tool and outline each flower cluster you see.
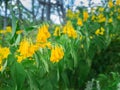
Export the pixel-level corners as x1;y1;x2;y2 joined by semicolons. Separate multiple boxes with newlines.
0;26;12;34
63;21;77;39
36;24;50;43
92;13;106;23
95;27;105;36
83;11;89;22
1;0;120;65
36;24;51;48
50;45;64;63
66;9;80;19
108;18;113;23
108;0;113;8
116;0;120;5
77;18;83;26
0;46;10;71
17;39;37;63
16;24;52;63
53;26;61;36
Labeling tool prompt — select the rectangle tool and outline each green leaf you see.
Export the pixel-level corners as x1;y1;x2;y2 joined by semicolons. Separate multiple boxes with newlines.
10;5;17;39
26;71;39;90
61;72;69;87
69;43;77;68
10;6;22;44
25;25;38;32
1;60;7;73
14;34;21;45
37;51;49;73
42;81;53;90
10;62;26;90
41;56;49;73
34;52;40;68
57;68;60;81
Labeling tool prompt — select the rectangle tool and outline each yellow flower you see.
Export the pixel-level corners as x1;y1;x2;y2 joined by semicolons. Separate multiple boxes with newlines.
16;30;23;34
0;26;12;34
0;46;10;59
45;42;52;49
117;15;120;20
0;30;6;34
17;39;37;63
17;56;23;63
108;18;113;23
63;21;78;39
35;24;51;49
97;14;103;19
97;14;106;23
98;17;106;23
83;11;89;22
95;29;100;36
108;0;113;8
66;9;74;18
36;24;51;43
0;46;10;65
2;47;10;59
91;15;96;21
77;18;83;26
68;28;77;38
50;45;64;63
18;39;30;56
0;66;3;71
0;58;2;65
117;8;120;13
53;26;61;36
95;27;105;35
6;26;12;33
116;0;120;5
99;7;104;12
100;27;105;35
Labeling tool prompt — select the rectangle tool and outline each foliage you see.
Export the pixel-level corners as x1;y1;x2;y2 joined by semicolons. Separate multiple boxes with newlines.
85;72;120;90
0;0;120;90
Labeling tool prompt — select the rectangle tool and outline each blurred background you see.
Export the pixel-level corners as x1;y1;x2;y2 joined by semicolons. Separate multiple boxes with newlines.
0;0;107;28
